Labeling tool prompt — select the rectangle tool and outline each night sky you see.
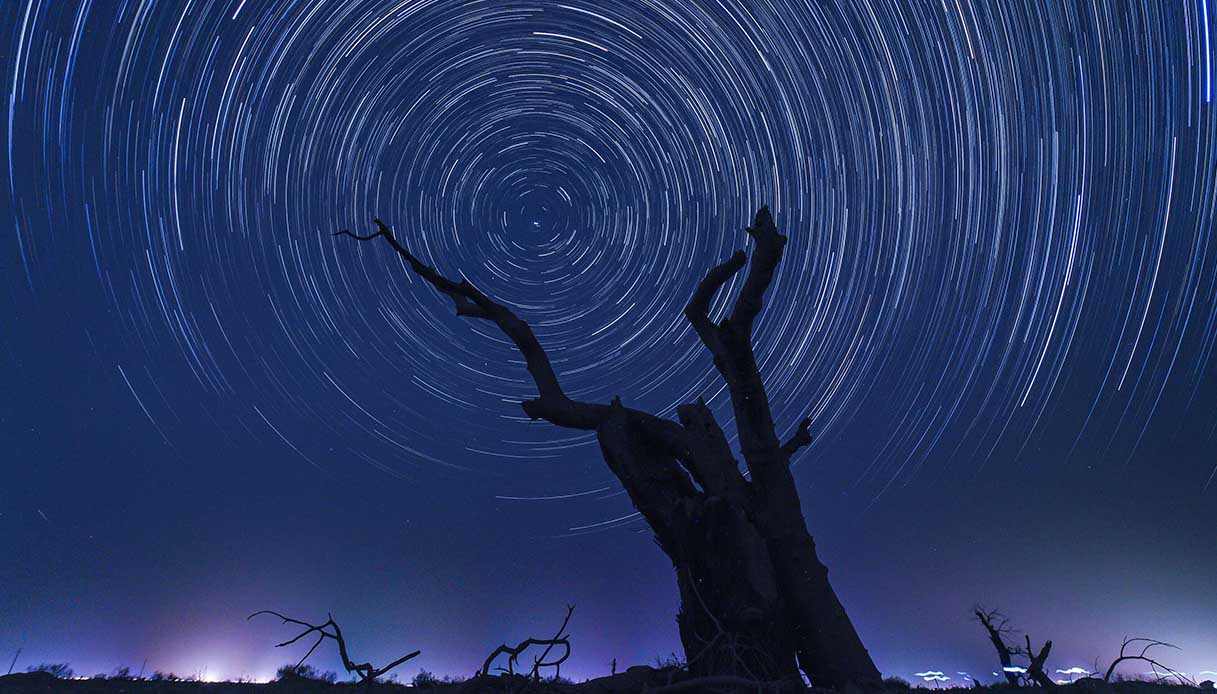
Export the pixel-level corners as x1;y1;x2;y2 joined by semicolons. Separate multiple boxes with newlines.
3;0;1217;686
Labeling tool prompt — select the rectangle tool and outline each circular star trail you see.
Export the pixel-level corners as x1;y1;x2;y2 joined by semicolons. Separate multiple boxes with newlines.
5;0;1217;523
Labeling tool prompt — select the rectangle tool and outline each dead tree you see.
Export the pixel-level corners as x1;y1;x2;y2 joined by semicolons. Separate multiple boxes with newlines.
336;207;881;689
479;605;574;680
1021;635;1056;688
249;610;419;684
974;607;1021;686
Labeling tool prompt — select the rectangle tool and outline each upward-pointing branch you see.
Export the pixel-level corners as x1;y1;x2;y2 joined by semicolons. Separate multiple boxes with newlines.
685;250;746;351
682;207;799;474
730;206;787;333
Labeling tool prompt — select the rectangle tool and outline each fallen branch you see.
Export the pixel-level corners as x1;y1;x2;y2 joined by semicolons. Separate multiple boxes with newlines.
248;610;419;684
1102;637;1191;685
479;605;574;680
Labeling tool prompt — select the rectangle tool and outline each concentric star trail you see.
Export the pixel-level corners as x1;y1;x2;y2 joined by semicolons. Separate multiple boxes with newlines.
6;0;1217;683
5;0;1216;513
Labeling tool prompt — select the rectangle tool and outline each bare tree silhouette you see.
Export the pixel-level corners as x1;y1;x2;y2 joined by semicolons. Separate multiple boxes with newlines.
974;607;1021;686
1021;635;1055;688
336;207;881;689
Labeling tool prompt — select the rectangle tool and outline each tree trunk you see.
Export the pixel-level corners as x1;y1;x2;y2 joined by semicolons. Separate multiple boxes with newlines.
598;402;798;682
673;498;796;681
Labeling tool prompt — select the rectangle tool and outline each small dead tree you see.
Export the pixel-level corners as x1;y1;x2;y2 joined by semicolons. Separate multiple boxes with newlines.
249;610;420;685
336;207;881;690
1102;637;1191;685
974;607;1020;686
1021;635;1056;688
479;605;574;681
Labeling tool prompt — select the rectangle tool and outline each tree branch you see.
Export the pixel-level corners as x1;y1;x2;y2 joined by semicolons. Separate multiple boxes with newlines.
780;419;813;460
479;605;574;679
685;250;746;349
730;206;787;332
249;610;419;683
1103;638;1188;685
338;220;603;430
681;207;792;482
337;220;699;462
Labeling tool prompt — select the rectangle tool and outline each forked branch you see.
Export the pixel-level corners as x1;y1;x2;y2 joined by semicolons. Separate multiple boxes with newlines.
249;610;419;683
682;206;800;480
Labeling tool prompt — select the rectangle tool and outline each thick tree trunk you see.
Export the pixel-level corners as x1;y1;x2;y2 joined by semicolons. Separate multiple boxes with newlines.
762;512;880;689
598;402;798;683
673;499;795;681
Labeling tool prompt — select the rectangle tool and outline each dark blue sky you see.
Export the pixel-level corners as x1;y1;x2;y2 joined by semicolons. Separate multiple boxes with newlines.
3;0;1216;685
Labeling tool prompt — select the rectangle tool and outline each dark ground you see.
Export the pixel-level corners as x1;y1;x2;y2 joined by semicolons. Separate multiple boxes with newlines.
2;671;1212;694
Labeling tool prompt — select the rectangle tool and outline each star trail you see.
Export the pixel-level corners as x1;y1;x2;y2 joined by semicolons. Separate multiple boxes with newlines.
3;0;1216;685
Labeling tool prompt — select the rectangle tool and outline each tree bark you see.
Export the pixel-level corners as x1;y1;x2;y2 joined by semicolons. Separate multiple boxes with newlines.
337;207;882;690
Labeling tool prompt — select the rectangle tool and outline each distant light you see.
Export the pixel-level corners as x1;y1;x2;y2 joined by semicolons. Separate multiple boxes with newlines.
1003;666;1028;674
